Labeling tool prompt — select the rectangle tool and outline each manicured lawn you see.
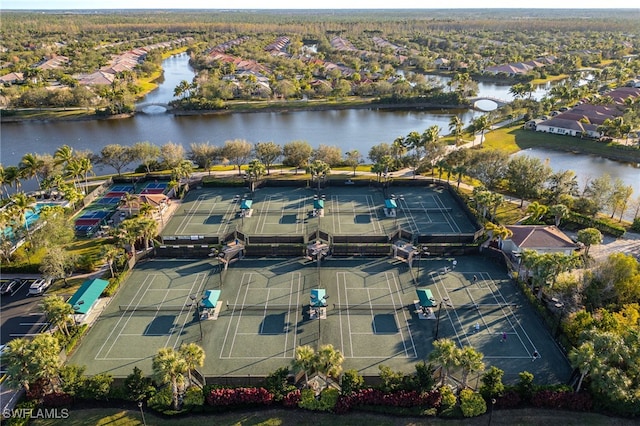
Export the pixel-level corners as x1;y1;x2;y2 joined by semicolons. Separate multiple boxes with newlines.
482;124;640;162
30;407;637;426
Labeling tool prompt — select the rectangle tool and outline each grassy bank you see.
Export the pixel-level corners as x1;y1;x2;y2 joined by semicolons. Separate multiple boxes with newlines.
482;124;640;163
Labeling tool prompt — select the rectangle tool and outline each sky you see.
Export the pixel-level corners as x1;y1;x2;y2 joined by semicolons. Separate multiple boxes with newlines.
0;0;635;10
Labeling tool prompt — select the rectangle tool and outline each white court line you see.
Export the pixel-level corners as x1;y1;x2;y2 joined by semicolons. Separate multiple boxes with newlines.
222;272;253;359
366;194;382;234
176;194;209;234
433;273;466;347
167;273;207;349
481;272;537;357
387;271;417;358
432;194;460;233
336;271;354;357
96;274;157;359
398;198;419;234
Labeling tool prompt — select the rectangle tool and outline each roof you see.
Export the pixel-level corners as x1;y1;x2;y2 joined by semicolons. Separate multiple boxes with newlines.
417;288;436;307
310;288;327;307
68;278;109;314
385;199;397;209
506;225;576;250
314;199;324;209
240;199;253;209
202;289;221;309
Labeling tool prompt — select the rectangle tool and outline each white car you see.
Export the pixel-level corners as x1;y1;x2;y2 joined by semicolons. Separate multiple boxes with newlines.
28;279;51;296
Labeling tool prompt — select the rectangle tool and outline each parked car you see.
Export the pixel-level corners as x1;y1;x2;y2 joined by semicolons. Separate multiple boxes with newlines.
28;278;51;296
0;279;20;296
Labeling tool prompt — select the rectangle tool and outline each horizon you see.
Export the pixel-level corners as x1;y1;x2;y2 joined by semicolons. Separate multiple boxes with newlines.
1;1;637;10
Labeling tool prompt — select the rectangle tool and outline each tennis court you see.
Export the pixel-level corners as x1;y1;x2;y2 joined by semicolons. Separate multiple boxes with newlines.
71;257;571;383
140;181;168;194
162;186;478;238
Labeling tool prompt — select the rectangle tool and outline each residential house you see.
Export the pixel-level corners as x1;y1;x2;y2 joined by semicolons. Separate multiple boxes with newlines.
502;225;577;258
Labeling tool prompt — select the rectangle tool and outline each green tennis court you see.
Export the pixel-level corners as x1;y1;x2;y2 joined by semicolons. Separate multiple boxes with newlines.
70;256;571;384
162;185;478;238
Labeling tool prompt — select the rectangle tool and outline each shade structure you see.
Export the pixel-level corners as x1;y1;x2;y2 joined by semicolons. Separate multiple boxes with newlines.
416;288;436;307
385;199;397;209
313;199;324;209
310;288;327;307
240;199;253;210
202;289;221;308
68;279;109;314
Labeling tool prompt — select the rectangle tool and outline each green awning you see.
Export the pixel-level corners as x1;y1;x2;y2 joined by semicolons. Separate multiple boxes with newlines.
68;278;109;314
385;199;397;209
202;289;221;308
240;199;253;209
310;288;327;307
313;199;324;209
417;288;436;307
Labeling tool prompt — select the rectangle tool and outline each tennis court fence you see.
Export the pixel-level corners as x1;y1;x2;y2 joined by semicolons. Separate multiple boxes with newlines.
176;207;452;216
117;303;410;314
119;305;191;312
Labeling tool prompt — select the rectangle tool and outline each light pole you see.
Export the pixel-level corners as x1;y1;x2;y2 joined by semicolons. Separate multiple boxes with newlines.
434;297;451;340
188;294;203;341
138;401;147;426
488;398;496;426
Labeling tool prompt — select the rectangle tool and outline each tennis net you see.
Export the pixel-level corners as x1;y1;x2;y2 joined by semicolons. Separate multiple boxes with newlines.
457;303;518;310
119;305;190;312
331;304;405;311
226;304;298;311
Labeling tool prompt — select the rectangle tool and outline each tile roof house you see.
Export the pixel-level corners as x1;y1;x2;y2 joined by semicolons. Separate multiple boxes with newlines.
502;225;577;256
0;72;24;84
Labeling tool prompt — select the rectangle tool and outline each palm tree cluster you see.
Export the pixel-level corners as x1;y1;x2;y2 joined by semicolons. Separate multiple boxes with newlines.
428;338;485;390
291;344;345;390
152;343;205;410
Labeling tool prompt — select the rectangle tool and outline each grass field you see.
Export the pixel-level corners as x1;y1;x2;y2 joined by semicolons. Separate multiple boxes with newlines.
30;407;637;426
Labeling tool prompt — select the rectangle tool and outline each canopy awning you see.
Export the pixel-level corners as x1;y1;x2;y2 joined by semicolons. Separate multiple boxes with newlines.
240;199;253;210
313;199;324;209
310;288;327;307
417;288;436;307
202;289;221;308
68;278;109;314
385;199;397;209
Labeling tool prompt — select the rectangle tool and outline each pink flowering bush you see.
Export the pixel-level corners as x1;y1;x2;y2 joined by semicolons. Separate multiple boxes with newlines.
335;388;441;414
205;387;273;407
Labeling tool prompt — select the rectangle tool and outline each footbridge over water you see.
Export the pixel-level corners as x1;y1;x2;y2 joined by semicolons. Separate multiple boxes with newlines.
468;97;510;111
135;103;173;113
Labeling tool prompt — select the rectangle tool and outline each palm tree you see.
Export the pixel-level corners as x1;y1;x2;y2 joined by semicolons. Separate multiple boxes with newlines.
54;144;74;167
459;346;485;388
448;115;464;145
526;201;548;223
179;343;206;388
11;192;36;239
292;345;317;388
64;159;84;191
41;295;74;337
307;160;330;193
19;153;44;190
316;344;344;388
246;159;266;193
119;193;140;217
549;204;570;227
429;338;460;386
137;217;158;251
4;338;34;392
3;166;23;193
78;157;94;194
152;347;188;410
569;341;596;393
472;115;491;146
102;244;123;278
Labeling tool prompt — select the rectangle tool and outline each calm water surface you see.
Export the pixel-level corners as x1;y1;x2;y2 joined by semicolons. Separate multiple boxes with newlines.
1;54;636;202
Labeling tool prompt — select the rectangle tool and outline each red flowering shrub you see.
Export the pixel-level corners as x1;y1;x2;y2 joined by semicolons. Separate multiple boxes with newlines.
205;387;273;407
42;392;74;407
282;389;301;408
334;388;441;413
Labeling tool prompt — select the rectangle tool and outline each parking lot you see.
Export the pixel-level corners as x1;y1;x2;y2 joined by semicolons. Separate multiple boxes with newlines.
0;278;51;360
